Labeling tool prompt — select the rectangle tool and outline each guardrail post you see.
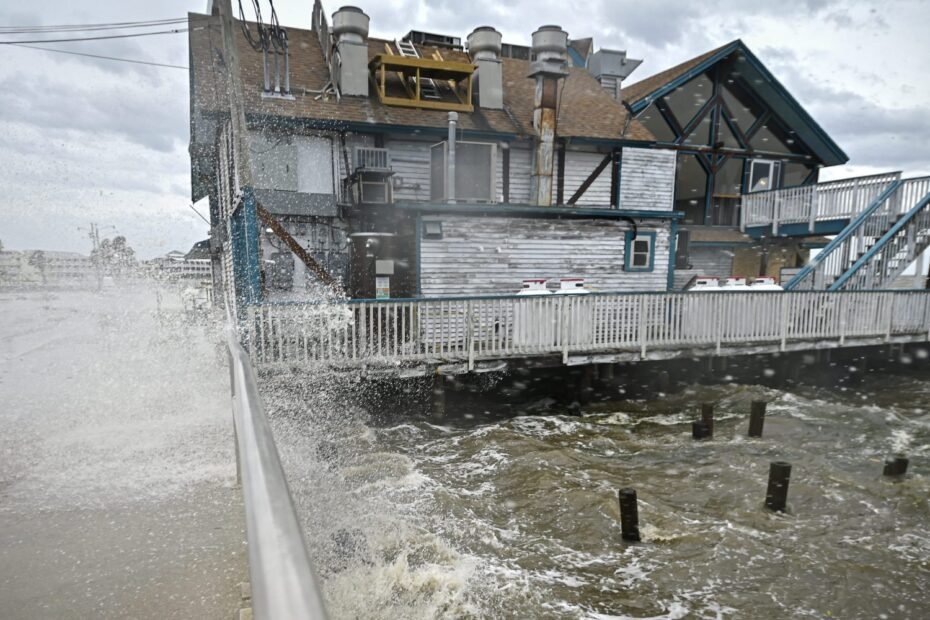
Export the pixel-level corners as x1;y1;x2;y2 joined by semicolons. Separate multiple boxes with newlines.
885;293;895;341
780;293;788;351
466;300;475;371
561;296;570;365
838;294;846;345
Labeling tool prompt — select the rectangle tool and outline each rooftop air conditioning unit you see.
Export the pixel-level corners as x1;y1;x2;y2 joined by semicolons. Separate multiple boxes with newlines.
353;147;391;172
352;147;393;204
430;141;497;203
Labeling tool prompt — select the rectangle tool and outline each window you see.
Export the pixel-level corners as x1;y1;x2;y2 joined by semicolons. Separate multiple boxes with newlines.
749;159;781;192
675;154;708;224
624;231;656;272
637;105;676;142
663;72;713;129
423;220;443;239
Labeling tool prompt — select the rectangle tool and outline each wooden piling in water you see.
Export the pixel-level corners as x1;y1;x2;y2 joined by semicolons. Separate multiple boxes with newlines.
692;421;711;440
431;373;446;418
748;401;766;437
883;455;909;477
701;403;714;437
765;461;791;512
618;488;641;542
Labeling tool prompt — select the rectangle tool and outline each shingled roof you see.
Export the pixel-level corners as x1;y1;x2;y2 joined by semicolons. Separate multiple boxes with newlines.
188;13;653;142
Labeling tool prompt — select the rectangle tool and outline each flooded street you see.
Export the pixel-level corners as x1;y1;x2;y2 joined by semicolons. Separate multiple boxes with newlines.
266;372;930;619
0;287;246;619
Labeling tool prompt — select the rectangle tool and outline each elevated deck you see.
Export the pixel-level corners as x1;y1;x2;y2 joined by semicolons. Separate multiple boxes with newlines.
242;290;930;375
742;172;901;237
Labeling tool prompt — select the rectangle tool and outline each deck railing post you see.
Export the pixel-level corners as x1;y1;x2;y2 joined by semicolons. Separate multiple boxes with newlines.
780;293;788;351
886;293;895;341
639;295;648;358
467;300;475;371
773;196;781;236
838;294;847;345
561;296;570;365
808;184;817;232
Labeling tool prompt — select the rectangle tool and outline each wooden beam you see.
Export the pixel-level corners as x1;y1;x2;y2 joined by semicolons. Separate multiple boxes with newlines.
375;94;473;112
556;141;566;205
255;204;340;290
567;152;612;205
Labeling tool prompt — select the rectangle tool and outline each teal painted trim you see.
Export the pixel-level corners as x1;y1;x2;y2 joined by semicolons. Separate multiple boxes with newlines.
668;220;678;289
242;113;520;142
415;215;422;296
782;180;902;289
241;186;263;304
393;202;684;220
615;151;623;208
745;219;850;238
624;230;657;272
830;190;930;290
690;241;751;248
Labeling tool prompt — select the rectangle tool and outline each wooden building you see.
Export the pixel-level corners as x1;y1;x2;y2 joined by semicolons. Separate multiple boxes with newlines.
189;2;930;314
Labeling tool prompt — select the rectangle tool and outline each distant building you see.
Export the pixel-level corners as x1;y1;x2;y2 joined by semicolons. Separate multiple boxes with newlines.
0;250;96;286
147;245;212;280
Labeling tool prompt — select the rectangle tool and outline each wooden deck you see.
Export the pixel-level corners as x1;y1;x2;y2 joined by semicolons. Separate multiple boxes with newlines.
242;290;930;375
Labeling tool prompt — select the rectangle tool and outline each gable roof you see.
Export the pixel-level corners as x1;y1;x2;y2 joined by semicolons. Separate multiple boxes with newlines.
189;13;652;143
621;40;848;166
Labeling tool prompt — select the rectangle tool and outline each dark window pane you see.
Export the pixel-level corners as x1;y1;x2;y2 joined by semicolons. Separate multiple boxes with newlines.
718;114;742;149
783;162;815;187
714;157;744;196
720;82;762;132
749;160;780;192
663;72;713;129
675;154;708;224
682;112;714;147
634;240;649;253
633;253;648;266
750;121;805;155
637;105;676;142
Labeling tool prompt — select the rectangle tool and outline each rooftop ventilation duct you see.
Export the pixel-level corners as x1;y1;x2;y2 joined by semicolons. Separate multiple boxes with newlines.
528;25;568;207
331;6;370;96
588;49;642;100
467;26;503;110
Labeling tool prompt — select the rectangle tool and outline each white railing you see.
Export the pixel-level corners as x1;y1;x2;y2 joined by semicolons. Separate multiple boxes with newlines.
243;291;930;367
742;171;901;234
789;176;930;290
227;327;329;619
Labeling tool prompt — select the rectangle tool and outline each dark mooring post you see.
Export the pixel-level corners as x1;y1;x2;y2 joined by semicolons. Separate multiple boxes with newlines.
748;400;767;437
618;488;641;541
431;373;446;418
883;455;909;477
692;421;711;440
701;403;715;437
765;461;792;512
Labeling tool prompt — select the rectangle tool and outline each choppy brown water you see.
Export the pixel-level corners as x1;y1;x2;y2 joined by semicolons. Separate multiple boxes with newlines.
265;372;930;619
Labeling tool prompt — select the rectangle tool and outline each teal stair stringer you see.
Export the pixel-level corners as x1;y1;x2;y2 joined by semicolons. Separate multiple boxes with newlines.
784;181;902;290
831;185;930;290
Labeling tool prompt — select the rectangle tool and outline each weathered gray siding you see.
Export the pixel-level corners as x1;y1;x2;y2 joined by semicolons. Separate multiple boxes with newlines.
673;246;735;289
420;216;671;296
564;149;612;207
502;146;532;204
619;147;676;211
386;138;433;202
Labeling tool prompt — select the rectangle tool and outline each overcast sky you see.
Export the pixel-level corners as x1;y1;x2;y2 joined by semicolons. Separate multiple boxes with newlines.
1;0;928;258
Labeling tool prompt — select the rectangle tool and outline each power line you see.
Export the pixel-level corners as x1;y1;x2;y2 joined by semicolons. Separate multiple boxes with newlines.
7;43;188;70
0;18;189;35
0;28;189;45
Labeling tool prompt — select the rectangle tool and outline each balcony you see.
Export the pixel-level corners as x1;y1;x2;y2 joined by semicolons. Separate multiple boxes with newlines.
741;171;901;236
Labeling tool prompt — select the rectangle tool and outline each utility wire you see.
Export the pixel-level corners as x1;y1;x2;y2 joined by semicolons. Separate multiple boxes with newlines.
0;28;189;45
6;43;188;69
0;18;190;34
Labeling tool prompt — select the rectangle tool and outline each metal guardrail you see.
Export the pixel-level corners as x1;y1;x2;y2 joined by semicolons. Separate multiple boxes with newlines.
227;326;329;620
